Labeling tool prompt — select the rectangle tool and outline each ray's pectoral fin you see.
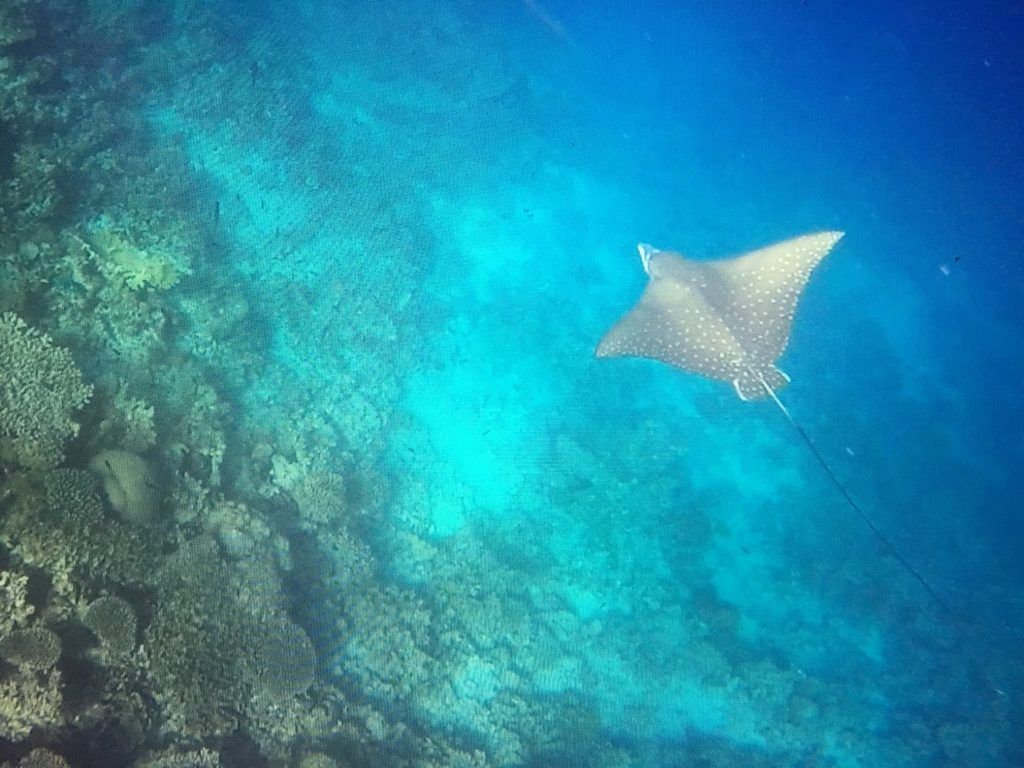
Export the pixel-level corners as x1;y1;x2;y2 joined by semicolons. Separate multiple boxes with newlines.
732;364;790;401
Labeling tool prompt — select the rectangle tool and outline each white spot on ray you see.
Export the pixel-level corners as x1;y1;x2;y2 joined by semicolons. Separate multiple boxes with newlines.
595;232;844;400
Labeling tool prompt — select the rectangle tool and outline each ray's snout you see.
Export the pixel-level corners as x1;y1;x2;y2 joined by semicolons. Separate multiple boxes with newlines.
637;243;658;275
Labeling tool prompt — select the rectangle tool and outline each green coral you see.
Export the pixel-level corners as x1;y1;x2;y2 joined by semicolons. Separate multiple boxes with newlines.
0;313;93;469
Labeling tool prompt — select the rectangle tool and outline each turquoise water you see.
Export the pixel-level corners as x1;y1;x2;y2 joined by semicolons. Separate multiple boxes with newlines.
1;1;1022;766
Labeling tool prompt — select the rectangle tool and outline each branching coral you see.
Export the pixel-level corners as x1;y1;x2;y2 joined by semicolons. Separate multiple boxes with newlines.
96;385;157;454
0;569;34;634
0;313;93;469
0;668;63;741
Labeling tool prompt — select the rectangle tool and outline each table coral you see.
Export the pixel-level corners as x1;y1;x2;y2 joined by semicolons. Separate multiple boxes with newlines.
249;615;317;697
0;627;61;670
0;313;93;469
83;595;138;656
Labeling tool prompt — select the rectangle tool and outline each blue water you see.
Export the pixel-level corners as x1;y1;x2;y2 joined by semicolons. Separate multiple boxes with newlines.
15;0;1023;765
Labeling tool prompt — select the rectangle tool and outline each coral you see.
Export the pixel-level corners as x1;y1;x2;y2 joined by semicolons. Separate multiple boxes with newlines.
297;753;338;768
15;749;69;768
0;1;34;49
207;499;270;561
145;536;321;744
337;584;436;701
81;217;189;292
89;449;162;525
0;627;61;670
249;616;317;697
83;595;137;656
144;540;250;740
96;385;157;454
0;668;63;740
135;748;222;768
0;470;163;604
0;569;34;634
0;313;93;469
163;373;228;488
293;470;347;528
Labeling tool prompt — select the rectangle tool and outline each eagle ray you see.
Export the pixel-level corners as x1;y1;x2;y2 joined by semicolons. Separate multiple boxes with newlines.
596;232;948;611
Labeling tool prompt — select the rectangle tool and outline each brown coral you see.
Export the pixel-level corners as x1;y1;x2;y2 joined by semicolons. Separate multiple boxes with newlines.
0;313;93;469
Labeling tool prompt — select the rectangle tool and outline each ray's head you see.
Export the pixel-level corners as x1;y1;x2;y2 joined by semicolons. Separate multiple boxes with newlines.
637;242;699;283
637;243;658;275
637;242;681;279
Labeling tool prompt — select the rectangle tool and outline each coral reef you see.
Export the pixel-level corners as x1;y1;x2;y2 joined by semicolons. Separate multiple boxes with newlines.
0;0;1017;766
0;313;93;469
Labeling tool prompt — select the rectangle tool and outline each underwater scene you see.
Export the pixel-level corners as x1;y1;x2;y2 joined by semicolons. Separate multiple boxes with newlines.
1;0;1022;766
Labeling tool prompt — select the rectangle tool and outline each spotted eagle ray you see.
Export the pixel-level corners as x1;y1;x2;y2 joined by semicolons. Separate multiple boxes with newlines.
596;232;947;610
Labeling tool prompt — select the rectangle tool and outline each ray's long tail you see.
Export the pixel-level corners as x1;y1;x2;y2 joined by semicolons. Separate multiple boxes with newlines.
754;370;950;614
